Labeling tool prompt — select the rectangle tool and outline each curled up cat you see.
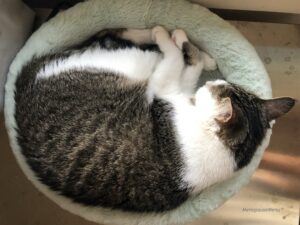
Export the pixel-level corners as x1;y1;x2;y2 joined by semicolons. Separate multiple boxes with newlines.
14;26;295;212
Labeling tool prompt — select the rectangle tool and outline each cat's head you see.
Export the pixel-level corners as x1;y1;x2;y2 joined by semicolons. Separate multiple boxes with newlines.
194;79;295;169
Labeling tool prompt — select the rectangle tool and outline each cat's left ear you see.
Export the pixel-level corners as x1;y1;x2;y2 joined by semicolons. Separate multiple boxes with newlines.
262;97;296;121
215;97;235;124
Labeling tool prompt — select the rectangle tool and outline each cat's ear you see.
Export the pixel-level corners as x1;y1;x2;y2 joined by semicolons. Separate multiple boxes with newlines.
215;97;234;124
262;97;296;121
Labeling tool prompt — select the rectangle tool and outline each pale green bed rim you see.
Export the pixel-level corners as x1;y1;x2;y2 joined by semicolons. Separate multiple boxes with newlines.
4;0;273;224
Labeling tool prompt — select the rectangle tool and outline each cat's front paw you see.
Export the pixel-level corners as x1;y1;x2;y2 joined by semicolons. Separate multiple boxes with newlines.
151;26;170;43
171;29;188;50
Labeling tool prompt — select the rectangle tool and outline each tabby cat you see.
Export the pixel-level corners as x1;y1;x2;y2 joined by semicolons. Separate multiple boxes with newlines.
14;26;295;212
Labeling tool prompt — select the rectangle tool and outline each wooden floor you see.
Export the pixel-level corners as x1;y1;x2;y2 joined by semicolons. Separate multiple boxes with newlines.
0;21;299;225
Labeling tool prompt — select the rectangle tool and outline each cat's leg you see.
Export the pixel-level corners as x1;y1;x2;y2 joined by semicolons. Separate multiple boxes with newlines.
172;29;217;95
180;57;203;95
149;26;184;98
171;29;203;95
172;30;217;72
121;28;217;70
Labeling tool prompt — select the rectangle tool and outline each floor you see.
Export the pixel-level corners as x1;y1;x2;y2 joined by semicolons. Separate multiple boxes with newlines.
0;21;299;225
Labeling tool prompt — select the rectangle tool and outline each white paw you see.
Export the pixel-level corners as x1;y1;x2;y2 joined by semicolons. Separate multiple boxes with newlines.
202;53;217;71
171;29;188;50
151;26;169;43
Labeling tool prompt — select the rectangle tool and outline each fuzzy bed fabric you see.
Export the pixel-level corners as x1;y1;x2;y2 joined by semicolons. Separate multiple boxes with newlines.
4;0;273;225
0;0;34;110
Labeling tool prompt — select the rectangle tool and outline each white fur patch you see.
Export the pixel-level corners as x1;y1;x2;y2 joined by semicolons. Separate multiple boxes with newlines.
171;85;236;193
37;47;161;81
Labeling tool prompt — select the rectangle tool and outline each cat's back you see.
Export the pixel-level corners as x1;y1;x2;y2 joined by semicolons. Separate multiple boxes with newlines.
13;52;187;212
14;53;150;178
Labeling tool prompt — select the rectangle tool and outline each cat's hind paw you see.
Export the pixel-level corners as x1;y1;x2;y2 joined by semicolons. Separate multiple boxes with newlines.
151;26;170;43
202;53;217;71
171;29;188;50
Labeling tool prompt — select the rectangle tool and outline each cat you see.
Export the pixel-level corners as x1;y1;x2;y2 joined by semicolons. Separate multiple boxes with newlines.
14;26;295;212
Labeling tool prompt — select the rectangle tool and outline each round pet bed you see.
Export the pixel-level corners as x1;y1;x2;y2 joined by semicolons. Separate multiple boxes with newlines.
4;0;273;224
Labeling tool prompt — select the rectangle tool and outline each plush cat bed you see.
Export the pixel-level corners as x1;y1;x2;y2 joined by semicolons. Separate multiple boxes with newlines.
4;0;273;224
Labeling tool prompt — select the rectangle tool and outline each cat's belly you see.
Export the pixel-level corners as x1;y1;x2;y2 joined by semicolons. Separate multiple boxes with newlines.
36;47;162;82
